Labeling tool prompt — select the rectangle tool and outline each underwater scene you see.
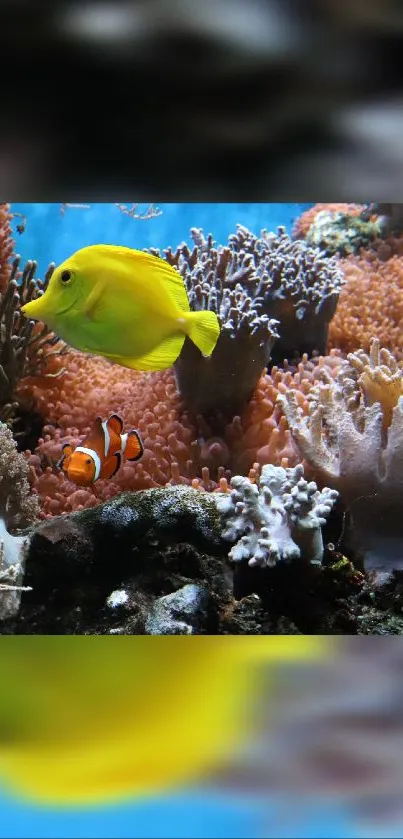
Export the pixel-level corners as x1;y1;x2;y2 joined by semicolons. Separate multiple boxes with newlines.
0;201;403;636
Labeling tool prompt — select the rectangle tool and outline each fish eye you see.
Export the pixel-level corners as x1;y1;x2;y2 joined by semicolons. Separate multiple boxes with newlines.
85;458;91;464
60;269;74;285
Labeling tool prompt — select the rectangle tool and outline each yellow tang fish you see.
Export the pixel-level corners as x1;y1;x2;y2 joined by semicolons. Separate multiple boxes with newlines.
21;245;220;371
0;636;327;807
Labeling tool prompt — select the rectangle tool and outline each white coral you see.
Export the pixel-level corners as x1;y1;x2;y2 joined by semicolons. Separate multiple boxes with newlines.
277;344;403;575
0;519;31;620
216;463;338;568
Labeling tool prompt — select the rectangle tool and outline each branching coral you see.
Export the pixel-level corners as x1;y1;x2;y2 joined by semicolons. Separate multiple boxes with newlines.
149;225;342;413
217;463;338;568
0;257;67;422
0;203;14;294
278;339;403;574
344;338;403;431
0;202;68;421
0;420;39;530
226;225;343;364
0;421;38;618
328;253;403;360
151;228;279;414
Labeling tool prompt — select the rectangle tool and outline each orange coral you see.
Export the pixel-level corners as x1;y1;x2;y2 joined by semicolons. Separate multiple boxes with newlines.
0;203;14;294
19;349;344;518
292;203;365;240
329;253;403;361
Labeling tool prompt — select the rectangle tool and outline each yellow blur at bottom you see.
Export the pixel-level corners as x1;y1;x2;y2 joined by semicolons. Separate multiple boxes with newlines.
0;636;330;807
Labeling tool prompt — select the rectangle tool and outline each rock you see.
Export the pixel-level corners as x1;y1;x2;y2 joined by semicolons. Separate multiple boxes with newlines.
145;584;213;635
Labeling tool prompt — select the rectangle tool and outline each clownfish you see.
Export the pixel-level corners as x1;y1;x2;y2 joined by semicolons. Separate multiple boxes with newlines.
59;413;143;487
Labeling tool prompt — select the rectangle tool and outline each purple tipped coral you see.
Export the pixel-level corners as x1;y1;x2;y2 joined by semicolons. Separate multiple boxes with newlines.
151;225;343;414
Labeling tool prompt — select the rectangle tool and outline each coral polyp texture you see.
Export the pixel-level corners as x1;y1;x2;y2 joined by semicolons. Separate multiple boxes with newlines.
19;347;347;518
294;202;403;261
217;463;338;568
278;339;403;575
148;225;342;412
292;203;366;240
328;253;403;360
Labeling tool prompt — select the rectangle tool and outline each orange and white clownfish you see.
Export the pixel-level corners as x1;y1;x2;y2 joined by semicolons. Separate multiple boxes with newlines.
58;414;143;487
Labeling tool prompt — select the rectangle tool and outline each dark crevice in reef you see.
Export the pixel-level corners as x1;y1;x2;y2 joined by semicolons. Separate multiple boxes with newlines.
12;408;45;453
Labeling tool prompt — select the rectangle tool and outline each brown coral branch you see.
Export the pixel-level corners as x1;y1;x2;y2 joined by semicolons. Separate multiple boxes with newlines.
0;203;15;295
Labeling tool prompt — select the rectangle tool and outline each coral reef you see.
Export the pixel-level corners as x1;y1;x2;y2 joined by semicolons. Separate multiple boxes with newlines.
19;348;348;517
0;479;359;635
293;203;381;256
278;339;403;576
148;225;342;413
292;203;366;240
0;421;39;530
0;247;67;422
217;464;338;568
328;253;403;360
0;203;14;294
304;209;381;257
0;421;39;619
294;202;403;261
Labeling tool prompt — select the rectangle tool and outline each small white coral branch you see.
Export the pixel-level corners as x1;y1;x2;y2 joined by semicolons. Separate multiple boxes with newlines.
216;464;337;568
0;520;31;620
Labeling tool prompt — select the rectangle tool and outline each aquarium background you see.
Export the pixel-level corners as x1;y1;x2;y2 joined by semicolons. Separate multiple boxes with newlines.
2;204;403;839
10;203;313;276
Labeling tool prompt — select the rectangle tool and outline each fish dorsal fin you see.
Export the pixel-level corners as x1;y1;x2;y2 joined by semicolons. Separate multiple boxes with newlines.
84;417;104;450
107;414;123;435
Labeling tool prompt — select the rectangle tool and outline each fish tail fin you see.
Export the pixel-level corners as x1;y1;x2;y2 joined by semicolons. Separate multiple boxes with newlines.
184;311;220;357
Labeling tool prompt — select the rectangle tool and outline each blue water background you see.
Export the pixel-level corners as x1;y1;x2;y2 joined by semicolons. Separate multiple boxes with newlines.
0;787;370;839
10;203;312;276
3;201;398;838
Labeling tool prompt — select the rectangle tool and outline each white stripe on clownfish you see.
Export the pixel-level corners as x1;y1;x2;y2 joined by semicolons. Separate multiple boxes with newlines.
120;433;128;455
101;420;110;458
74;446;102;482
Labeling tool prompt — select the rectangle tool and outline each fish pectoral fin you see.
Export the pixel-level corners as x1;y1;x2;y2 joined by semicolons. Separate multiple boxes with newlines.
101;452;121;479
104;332;186;371
82;279;107;320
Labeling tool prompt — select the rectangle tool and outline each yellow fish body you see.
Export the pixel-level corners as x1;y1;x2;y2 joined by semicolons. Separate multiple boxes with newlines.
0;636;327;807
21;245;220;371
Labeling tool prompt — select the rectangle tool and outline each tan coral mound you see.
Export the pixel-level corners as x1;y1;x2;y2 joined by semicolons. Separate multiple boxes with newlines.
292;203;365;240
329;253;403;361
18;350;344;517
